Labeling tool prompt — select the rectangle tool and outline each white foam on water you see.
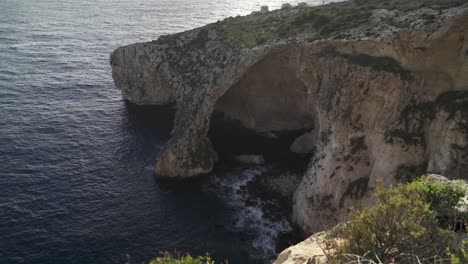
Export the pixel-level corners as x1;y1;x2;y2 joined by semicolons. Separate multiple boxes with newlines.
205;165;293;259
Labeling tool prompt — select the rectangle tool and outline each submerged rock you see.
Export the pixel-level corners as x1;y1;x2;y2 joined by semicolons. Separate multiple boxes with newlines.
234;155;265;165
110;0;468;233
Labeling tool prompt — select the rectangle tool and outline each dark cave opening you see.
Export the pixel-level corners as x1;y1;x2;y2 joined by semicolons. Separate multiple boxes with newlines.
208;112;312;168
207;49;318;170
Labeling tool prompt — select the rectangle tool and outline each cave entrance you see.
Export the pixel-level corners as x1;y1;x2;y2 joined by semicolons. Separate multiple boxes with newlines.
208;49;318;168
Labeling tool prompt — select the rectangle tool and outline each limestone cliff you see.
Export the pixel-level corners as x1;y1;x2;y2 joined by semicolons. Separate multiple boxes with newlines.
110;0;468;235
274;232;327;264
276;174;468;264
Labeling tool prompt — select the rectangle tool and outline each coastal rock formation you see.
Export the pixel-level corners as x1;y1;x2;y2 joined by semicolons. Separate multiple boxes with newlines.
274;232;327;264
275;174;468;263
111;0;468;234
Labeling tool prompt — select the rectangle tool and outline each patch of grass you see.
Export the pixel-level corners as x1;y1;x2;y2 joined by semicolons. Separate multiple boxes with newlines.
409;176;465;217
292;10;331;27
350;136;367;155
401;101;437;124
385;128;421;145
319;194;334;209
330;52;413;81
149;252;216;264
340;177;369;208
436;91;468;119
385;101;438;145
395;164;422;182
217;0;467;48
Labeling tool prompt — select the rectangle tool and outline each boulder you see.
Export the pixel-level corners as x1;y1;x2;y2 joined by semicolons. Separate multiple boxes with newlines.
233;155;265;165
274;232;328;264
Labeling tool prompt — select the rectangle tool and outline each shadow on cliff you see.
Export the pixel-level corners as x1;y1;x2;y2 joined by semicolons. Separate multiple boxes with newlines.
123;101;176;139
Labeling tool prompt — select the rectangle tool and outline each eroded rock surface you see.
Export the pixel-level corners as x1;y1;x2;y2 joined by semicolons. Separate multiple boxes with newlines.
275;174;468;264
111;0;468;233
274;232;327;264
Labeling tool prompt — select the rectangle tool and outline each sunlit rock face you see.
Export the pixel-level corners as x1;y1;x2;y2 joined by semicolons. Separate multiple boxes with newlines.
214;48;316;133
111;0;468;233
276;174;468;264
274;232;328;264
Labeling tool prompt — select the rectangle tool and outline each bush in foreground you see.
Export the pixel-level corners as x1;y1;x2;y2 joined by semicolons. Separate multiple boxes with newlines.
149;252;215;264
325;177;467;263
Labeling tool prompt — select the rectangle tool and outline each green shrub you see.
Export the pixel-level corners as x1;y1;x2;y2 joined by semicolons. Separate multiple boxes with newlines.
149;252;215;264
325;178;466;263
292;10;330;27
408;176;465;215
451;238;468;264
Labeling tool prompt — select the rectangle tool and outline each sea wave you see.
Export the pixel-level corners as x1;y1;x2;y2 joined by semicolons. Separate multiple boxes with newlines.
205;165;293;260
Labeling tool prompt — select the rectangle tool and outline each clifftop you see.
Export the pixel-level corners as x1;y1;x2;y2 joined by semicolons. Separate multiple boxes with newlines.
216;0;468;47
110;0;468;235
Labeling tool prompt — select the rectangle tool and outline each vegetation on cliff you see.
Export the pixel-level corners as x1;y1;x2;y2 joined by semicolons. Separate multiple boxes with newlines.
216;0;467;48
149;252;216;264
325;176;468;263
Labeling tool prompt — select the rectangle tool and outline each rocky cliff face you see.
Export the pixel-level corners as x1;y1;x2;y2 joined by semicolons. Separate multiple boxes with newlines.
110;0;468;234
277;174;468;264
274;232;327;264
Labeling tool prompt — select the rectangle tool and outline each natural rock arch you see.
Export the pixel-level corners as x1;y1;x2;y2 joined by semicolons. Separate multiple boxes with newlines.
110;5;468;234
210;46;320;160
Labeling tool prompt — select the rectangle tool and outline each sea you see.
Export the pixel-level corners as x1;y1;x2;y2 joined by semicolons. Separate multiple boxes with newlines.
0;1;337;263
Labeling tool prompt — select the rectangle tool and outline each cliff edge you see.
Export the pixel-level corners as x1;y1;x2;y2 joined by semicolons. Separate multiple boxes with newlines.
110;0;468;234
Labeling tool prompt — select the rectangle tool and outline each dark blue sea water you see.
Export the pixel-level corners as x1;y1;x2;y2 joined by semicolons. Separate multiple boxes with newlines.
0;0;333;263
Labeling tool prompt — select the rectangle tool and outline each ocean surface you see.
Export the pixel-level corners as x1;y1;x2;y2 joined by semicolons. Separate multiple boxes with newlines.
0;0;337;263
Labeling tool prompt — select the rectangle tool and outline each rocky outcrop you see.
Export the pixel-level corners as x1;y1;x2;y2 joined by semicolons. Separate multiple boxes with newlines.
111;0;468;234
274;232;327;264
275;174;468;264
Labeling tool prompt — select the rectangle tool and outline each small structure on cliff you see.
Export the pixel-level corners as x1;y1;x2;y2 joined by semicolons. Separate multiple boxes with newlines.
110;0;468;238
252;5;269;15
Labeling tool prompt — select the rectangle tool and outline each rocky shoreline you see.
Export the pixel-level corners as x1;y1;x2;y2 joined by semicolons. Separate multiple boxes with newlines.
208;115;311;257
111;0;468;262
242;166;306;254
206;162;303;261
